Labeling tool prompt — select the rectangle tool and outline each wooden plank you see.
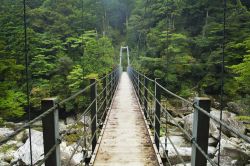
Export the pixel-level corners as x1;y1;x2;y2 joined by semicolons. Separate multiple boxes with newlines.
91;72;161;166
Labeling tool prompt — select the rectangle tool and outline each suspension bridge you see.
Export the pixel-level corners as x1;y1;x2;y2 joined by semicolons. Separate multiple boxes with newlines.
0;46;249;166
1;0;250;165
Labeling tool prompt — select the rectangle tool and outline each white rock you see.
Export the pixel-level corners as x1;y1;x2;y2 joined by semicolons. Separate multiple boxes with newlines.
66;117;75;125
16;142;24;148
0;153;4;160
183;113;219;138
15;130;28;143
59;121;67;133
32;120;42;126
72;153;83;164
210;109;246;137
0;128;14;138
208;137;218;146
80;116;91;125
214;138;250;165
0;161;9;166
208;146;216;156
160;135;188;149
13;130;44;165
5;140;17;146
4;150;15;162
160;136;191;164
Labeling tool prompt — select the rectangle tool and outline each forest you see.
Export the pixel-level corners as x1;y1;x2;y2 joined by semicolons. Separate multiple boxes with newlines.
0;0;250;121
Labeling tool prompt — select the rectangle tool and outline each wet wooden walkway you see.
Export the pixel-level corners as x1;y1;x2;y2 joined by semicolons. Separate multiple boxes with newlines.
91;72;161;166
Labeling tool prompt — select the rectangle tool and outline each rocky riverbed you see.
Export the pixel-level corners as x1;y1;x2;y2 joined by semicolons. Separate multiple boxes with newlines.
159;108;250;165
0;107;250;165
0;117;90;166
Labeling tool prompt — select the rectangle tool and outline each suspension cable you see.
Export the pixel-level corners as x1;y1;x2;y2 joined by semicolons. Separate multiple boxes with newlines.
23;0;33;165
218;0;227;165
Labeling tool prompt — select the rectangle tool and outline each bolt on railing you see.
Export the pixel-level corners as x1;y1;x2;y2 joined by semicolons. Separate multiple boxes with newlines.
127;66;250;166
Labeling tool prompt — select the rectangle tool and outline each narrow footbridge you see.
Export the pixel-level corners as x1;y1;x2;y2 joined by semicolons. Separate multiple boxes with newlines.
91;72;160;166
0;66;249;166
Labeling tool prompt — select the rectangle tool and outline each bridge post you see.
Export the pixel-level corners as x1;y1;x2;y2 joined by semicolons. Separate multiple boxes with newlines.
154;79;161;150
110;72;113;96
41;98;61;166
143;75;148;119
112;71;115;96
90;79;97;152
137;72;140;97
108;73;112;105
191;97;211;166
138;73;141;103
103;74;107;120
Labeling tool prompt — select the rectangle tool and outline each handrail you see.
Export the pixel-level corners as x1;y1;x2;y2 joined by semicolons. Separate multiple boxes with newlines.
127;66;250;166
0;66;122;166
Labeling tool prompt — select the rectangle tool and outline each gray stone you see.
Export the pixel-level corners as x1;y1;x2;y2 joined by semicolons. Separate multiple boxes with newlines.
80;115;91;126
59;121;67;133
66;117;75;125
0;128;14;138
72;153;83;164
227;102;242;114
208;137;218;147
160;136;191;164
208;146;216;156
4;150;15;162
214;138;250;165
183;113;219;139
0;161;9;166
210;109;246;138
60;142;83;165
13;130;44;165
15;130;28;143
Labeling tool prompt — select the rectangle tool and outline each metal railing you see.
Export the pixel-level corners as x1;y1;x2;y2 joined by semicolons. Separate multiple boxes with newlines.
0;66;122;166
127;66;250;166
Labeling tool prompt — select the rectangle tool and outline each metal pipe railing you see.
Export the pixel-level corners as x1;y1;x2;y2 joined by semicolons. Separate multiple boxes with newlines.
0;66;122;166
127;66;250;166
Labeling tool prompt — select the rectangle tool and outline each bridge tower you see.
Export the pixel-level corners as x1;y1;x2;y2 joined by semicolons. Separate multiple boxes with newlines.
119;46;130;66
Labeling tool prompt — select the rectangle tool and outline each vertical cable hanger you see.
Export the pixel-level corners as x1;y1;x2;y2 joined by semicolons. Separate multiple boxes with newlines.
80;0;87;164
164;14;170;162
23;0;33;165
218;0;227;165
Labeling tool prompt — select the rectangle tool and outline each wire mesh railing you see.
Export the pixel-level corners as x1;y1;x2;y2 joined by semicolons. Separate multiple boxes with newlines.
0;66;122;166
127;66;250;166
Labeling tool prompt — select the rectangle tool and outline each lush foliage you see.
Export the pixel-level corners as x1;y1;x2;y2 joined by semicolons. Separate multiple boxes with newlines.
1;0;250;120
127;0;250;111
0;0;119;120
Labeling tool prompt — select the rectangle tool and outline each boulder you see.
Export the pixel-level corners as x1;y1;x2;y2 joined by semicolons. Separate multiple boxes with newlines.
227;102;242;115
3;150;15;162
183;113;219;139
0;161;9;166
66;117;75;125
59;121;67;133
160;136;191;164
13;130;44;165
60;142;83;165
0;128;14;139
80;116;91;126
208;137;218;147
15;130;28;143
208;146;216;157
213;101;221;109
72;153;83;164
210;109;246;138
214;138;250;165
160;135;189;149
169;117;184;127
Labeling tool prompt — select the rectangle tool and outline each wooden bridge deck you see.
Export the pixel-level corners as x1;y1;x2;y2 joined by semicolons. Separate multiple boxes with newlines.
91;72;161;166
